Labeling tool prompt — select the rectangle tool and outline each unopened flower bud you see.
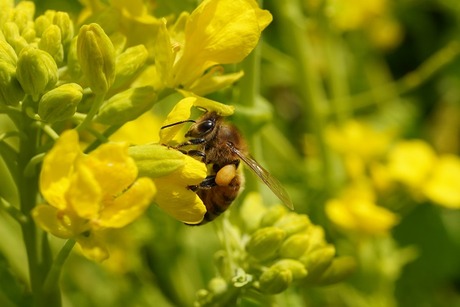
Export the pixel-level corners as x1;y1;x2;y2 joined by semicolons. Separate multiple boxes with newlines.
66;37;81;79
0;62;25;106
77;23;116;94
38;83;83;122
260;205;287;227
53;12;74;45
16;46;58;100
0;40;18;66
34;14;53;37
96;86;157;125
304;225;327;252
3;22;28;53
246;227;286;261
315;256;357;285
279;233;310;259
112;45;149;89
271;259;308;280
274;213;311;236
14;1;35;27
300;245;336;281
208;277;227;296
38;25;64;64
258;266;292;294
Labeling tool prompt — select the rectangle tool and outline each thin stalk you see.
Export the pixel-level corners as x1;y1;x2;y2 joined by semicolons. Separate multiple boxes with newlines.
43;239;76;295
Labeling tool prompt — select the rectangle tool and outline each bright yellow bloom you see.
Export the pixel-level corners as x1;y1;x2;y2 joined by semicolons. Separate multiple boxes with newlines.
387;140;437;188
325;184;399;235
423;155;460;209
326;120;391;178
157;0;272;93
33;130;155;261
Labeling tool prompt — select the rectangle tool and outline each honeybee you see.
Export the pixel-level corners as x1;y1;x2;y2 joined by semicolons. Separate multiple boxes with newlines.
162;111;294;225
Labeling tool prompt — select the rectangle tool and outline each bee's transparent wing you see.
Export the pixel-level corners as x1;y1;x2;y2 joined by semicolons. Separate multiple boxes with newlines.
228;142;294;210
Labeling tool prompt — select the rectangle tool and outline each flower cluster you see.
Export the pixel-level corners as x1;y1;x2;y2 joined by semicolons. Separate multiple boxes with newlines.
195;193;355;304
324;119;460;236
33;130;155;261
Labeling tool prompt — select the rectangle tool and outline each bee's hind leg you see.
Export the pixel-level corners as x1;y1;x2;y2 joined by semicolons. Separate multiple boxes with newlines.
188;175;216;191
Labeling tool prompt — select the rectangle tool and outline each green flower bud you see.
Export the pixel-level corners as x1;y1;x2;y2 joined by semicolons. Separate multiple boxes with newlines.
38;25;64;64
128;144;185;178
246;227;286;261
77;23;116;94
208;277;227;296
260;205;287;227
274;213;311;236
22;27;36;43
96;86;157;125
315;256;357;285
38;83;83;122
112;45;148;89
16;46;58;101
304;225;327;252
66;37;81;79
258;267;292;294
279;233;310;259
0;40;18;66
3;22;28;53
271;259;308;280
0;61;25;106
300;245;336;281
35;15;53;37
14;1;35;26
53;12;74;45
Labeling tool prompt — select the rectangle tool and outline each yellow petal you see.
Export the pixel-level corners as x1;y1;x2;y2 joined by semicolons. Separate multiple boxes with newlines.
423;155;460;208
128;144;185;178
76;231;109;262
188;69;244;96
87;142;138;196
178;91;235;116
32;205;74;238
67;160;102;219
173;0;272;87
387;140;437;187
153;179;206;224
98;177;156;228
40;129;81;209
159;97;195;143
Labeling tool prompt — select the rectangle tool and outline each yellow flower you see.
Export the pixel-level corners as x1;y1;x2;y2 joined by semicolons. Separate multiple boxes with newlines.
326;120;391;178
33;130;156;261
158;0;272;93
423;155;460;209
387;140;437;188
325;184;399;235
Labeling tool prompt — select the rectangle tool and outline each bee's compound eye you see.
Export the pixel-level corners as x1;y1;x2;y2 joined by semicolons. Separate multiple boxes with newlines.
197;120;214;134
215;164;237;186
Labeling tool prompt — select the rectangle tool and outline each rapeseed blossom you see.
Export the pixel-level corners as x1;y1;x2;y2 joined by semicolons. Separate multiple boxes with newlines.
33;130;155;261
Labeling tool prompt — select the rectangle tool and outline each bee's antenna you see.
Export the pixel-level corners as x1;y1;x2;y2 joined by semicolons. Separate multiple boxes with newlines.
161;119;196;130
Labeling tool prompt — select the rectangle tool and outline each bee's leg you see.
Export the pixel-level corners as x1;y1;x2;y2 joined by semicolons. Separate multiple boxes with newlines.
183;150;206;162
188;175;216;191
175;138;206;148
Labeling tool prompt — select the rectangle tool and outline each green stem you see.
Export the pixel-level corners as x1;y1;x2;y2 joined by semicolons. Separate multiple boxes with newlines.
76;93;105;131
43;239;76;295
271;0;334;193
0;196;28;224
17;108;41;304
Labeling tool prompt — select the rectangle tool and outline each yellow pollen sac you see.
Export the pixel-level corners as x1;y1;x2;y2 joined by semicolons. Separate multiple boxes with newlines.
215;164;236;186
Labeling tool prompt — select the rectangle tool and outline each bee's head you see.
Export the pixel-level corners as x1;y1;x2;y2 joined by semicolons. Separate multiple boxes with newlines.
185;111;221;138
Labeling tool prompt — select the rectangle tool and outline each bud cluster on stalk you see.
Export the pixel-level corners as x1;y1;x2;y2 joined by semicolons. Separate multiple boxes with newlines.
196;200;356;305
1;1;155;126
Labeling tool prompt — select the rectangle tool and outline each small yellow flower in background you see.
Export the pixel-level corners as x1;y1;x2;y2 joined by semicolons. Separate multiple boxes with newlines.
387;140;437;188
33;130;156;261
423;155;460;209
326;120;391;178
325;183;399;235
